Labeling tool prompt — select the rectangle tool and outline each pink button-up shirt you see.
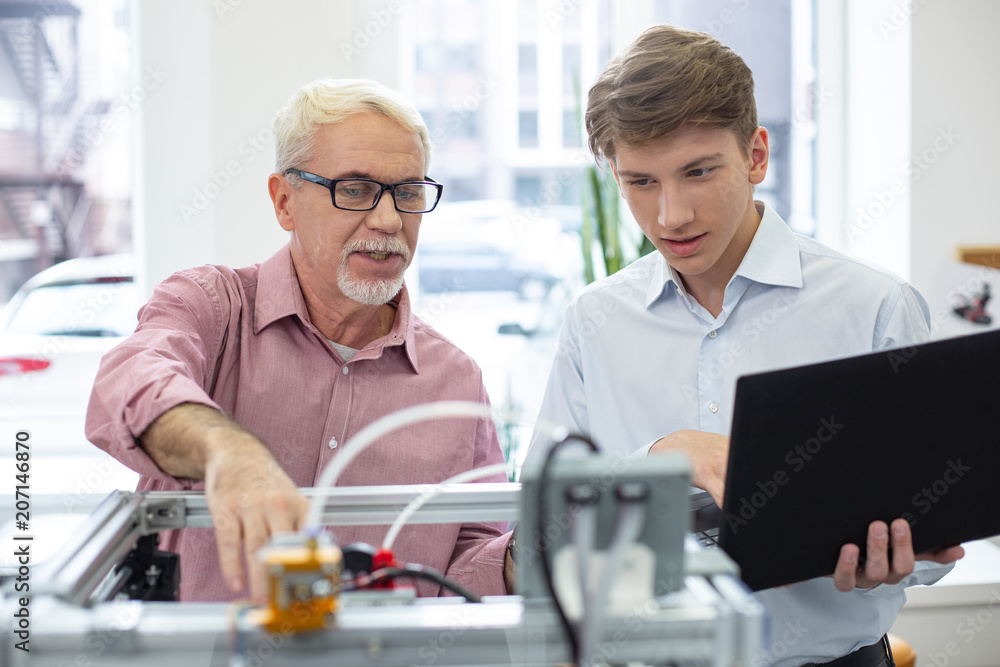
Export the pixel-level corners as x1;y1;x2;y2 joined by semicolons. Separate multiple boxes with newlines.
86;245;510;601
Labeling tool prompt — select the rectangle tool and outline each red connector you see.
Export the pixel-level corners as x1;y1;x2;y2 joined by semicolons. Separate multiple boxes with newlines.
370;548;398;589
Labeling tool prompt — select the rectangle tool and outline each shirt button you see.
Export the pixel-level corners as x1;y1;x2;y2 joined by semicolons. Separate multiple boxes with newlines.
342;366;349;375
329;437;338;449
709;402;719;413
708;330;718;338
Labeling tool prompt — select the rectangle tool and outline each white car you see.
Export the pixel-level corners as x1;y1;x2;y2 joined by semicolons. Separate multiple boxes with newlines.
0;254;140;502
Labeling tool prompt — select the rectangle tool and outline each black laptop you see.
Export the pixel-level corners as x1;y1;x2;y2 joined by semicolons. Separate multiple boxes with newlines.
716;328;1000;592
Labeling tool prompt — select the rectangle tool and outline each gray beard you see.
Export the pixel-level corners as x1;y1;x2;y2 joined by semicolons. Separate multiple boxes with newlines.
337;268;405;305
337;238;412;305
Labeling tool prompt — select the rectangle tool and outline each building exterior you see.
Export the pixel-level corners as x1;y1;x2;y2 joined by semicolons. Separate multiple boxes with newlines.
403;0;809;241
0;0;130;301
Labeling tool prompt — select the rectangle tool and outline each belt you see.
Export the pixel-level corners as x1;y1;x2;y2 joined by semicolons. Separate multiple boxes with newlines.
805;635;895;667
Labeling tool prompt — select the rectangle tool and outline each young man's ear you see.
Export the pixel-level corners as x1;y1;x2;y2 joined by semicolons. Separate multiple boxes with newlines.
748;127;769;186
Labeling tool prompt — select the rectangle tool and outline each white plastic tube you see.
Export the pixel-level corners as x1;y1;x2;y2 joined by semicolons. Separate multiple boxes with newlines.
306;401;497;531
305;400;569;532
570;502;598;608
381;461;510;552
579;501;647;667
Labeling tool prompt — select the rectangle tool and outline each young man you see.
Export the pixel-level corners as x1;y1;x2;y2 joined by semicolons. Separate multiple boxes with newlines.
533;25;963;666
87;78;513;602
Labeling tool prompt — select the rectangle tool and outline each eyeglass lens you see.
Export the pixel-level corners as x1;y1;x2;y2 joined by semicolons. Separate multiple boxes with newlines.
334;180;438;212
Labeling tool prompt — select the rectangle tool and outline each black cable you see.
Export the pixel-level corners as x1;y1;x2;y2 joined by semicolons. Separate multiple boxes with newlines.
536;432;600;666
342;565;483;603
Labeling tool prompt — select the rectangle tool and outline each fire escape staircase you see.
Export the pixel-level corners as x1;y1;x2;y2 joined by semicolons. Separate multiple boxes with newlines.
0;1;112;262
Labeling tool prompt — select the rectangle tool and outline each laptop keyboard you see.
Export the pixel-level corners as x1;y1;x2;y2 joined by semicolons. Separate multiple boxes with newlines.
696;526;720;548
689;489;722;549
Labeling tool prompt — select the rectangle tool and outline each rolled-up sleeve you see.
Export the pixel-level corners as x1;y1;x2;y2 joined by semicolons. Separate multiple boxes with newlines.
85;270;227;482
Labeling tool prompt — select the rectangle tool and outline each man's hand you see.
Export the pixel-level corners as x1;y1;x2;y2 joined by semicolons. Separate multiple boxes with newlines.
650;430;729;507
141;403;309;602
832;518;965;592
503;538;516;594
203;432;310;602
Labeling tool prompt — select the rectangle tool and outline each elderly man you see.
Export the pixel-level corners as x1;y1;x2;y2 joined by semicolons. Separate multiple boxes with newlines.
87;78;513;603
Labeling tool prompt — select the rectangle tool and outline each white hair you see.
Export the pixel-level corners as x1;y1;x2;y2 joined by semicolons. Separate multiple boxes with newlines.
273;78;432;179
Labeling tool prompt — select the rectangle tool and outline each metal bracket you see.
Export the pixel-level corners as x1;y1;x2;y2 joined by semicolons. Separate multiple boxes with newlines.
115;533;181;601
140;496;186;534
517;453;691;600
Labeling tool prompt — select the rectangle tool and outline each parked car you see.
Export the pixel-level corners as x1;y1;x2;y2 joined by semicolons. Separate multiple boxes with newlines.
415;200;579;300
0;254;140;498
417;240;558;299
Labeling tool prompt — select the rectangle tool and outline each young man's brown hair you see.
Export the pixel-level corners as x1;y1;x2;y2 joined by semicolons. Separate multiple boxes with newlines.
585;24;758;163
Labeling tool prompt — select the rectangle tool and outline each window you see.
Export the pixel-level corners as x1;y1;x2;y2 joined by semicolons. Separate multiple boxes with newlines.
563;109;581;148
562;43;581;97
403;0;813;467
0;0;132;299
514;175;541;207
518;110;538;148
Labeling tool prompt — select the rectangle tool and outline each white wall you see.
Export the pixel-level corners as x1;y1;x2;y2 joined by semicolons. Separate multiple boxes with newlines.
132;0;403;296
909;0;1000;299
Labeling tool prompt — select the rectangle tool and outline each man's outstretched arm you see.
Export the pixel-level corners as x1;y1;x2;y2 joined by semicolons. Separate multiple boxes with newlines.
141;402;309;602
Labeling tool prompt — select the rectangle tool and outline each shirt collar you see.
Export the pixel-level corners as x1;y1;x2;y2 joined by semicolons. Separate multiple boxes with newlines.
645;200;803;308
732;201;803;289
255;244;308;332
255;244;419;373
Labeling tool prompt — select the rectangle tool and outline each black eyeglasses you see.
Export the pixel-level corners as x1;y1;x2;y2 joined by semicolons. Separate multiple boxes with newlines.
285;168;443;214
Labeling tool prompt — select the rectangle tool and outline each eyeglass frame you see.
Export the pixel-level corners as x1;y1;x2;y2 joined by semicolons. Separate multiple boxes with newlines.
284;168;443;214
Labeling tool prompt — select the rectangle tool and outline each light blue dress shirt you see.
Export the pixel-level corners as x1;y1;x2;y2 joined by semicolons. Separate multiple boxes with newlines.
533;202;953;666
